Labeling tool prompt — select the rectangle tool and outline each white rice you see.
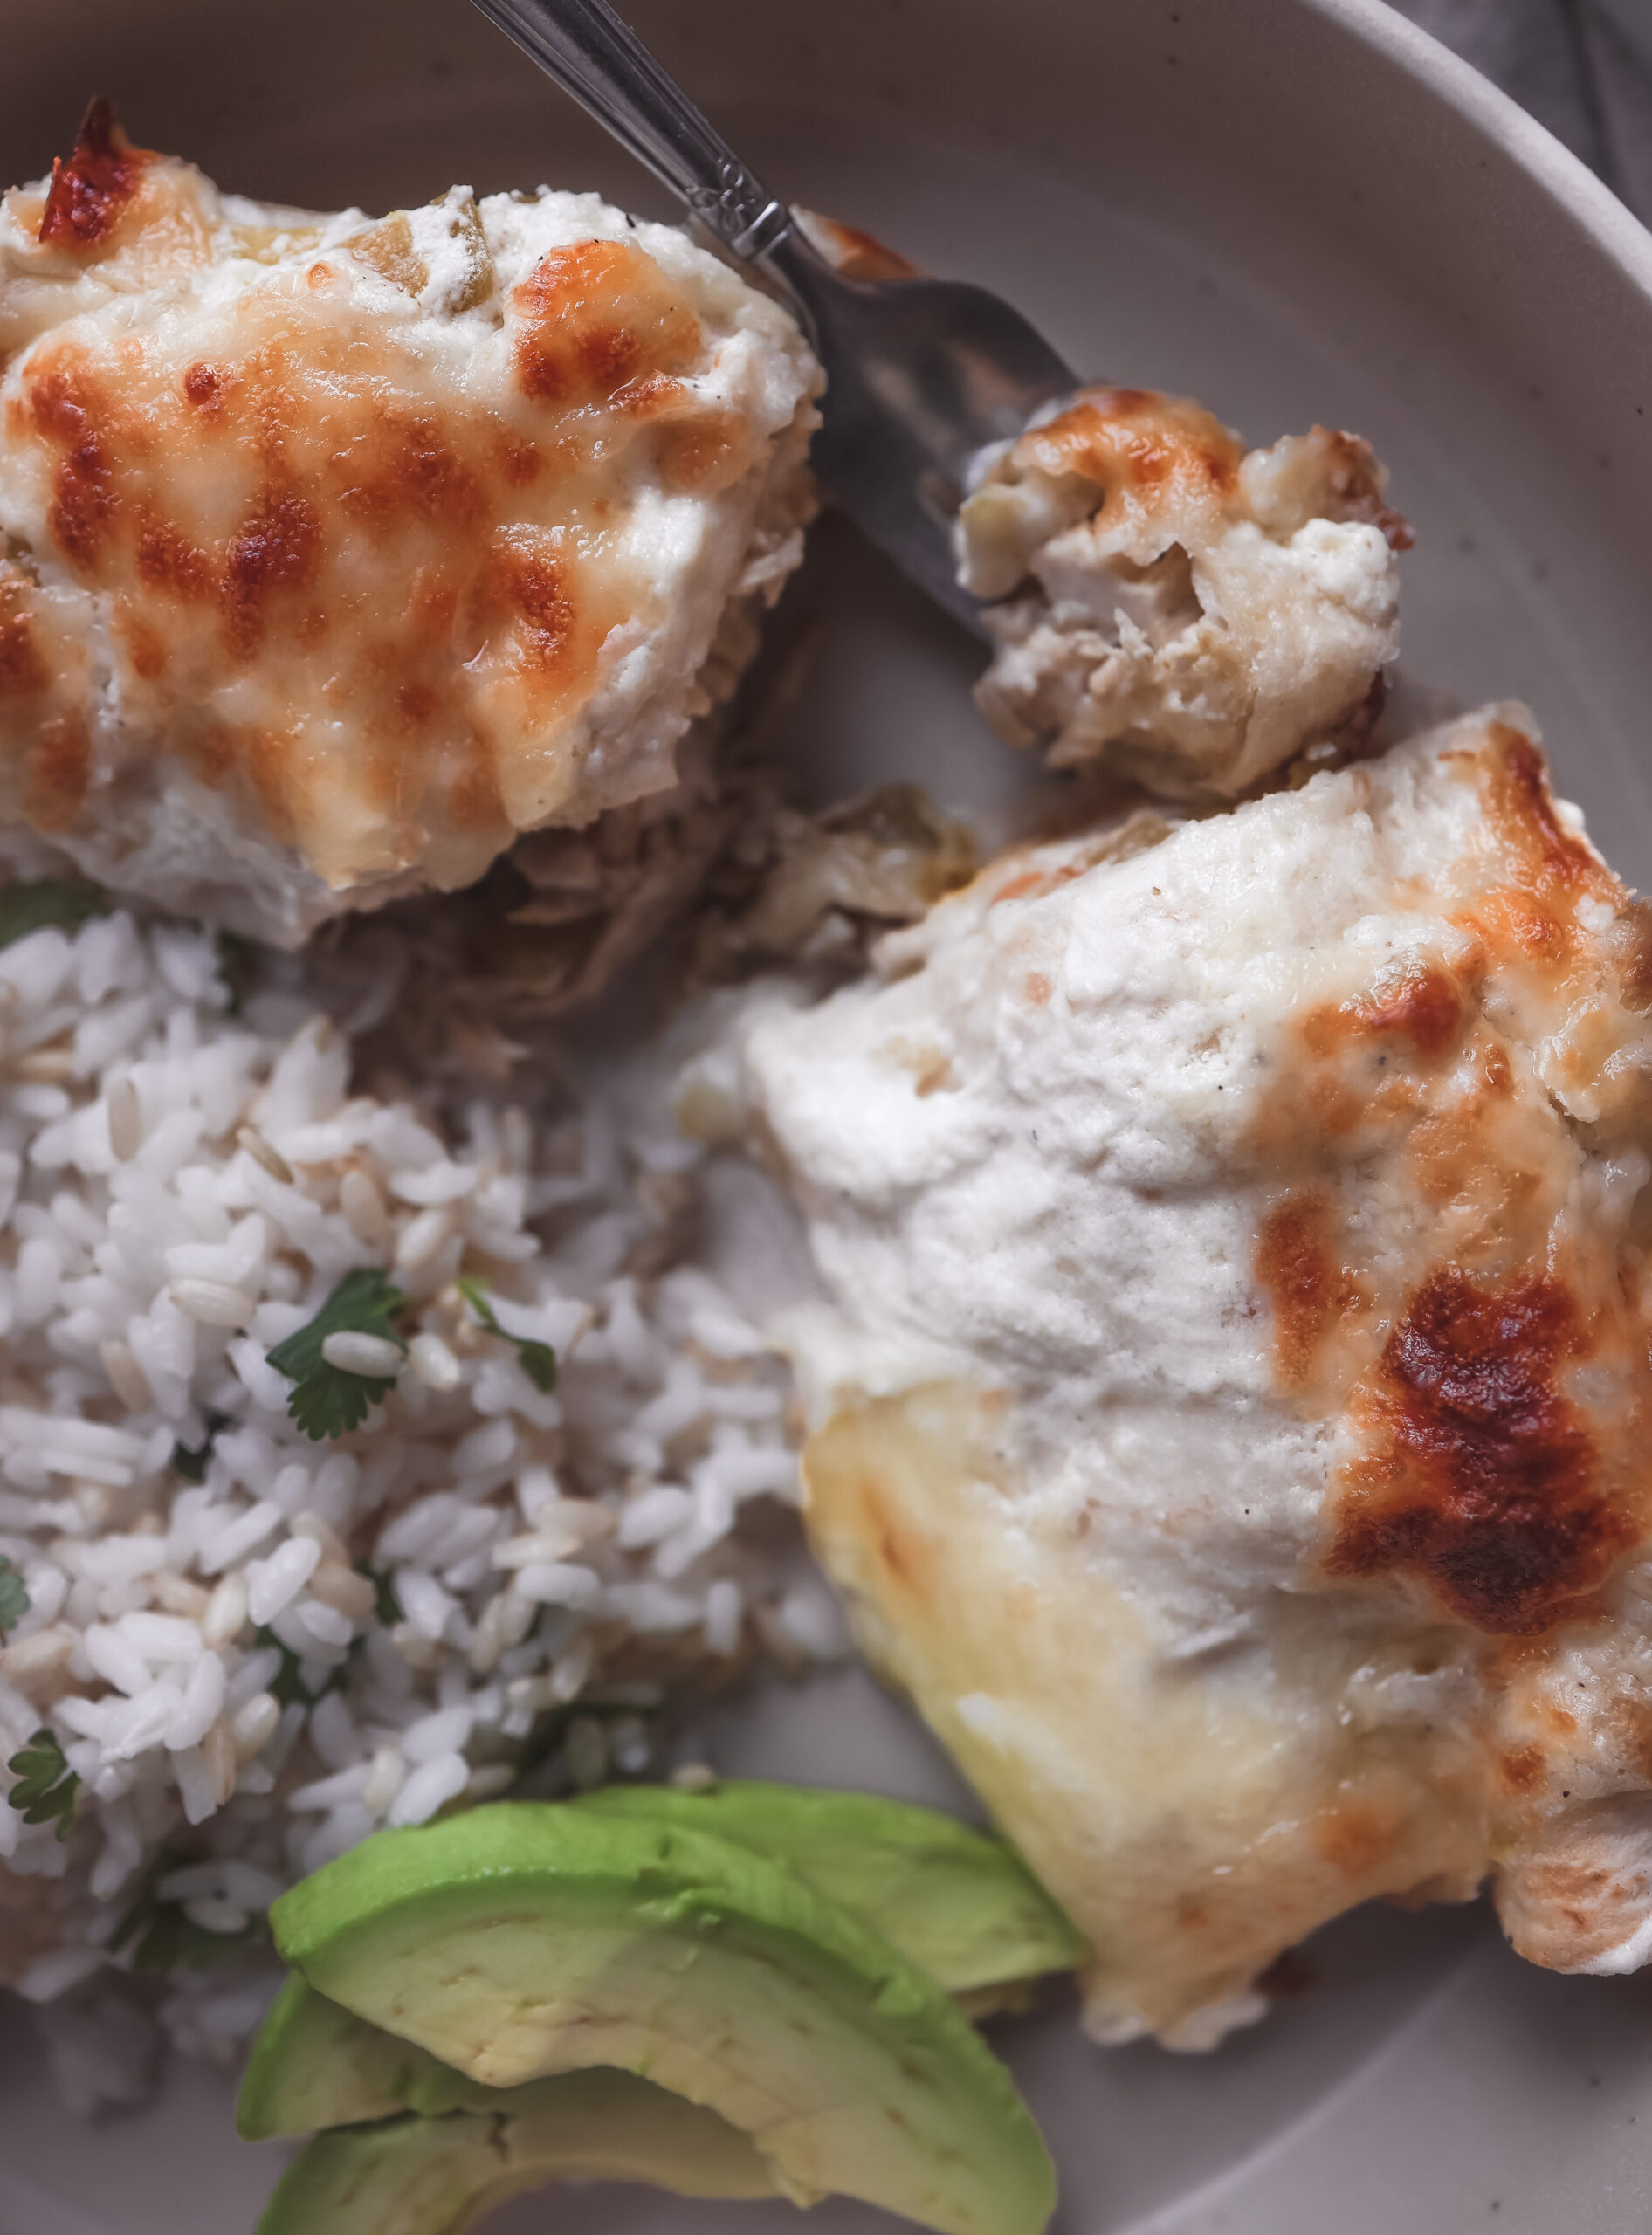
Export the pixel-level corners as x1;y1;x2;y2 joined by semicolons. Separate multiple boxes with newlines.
0;904;846;2106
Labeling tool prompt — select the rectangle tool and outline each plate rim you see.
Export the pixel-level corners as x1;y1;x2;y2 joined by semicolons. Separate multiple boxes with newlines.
1301;0;1652;292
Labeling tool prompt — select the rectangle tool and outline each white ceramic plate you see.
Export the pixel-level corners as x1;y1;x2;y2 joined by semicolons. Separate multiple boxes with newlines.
5;0;1652;2227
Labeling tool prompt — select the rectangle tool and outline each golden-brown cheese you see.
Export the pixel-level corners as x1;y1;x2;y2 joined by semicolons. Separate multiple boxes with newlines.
959;386;1408;799
0;109;820;939
804;1379;1491;2039
740;708;1652;2042
1244;725;1652;1640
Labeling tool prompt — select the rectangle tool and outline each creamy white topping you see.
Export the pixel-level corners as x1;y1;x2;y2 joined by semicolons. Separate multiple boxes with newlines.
723;709;1652;2043
0;117;821;942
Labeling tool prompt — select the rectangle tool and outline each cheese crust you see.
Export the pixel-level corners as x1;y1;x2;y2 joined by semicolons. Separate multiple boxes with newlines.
729;709;1652;2044
0;107;821;943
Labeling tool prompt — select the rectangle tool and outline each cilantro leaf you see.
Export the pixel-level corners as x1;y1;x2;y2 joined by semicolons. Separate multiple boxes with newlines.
0;878;107;951
254;1622;348;1708
112;1861;271;1973
0;1557;28;1637
171;1408;231;1483
266;1268;408;1441
215;930;258;1018
7;1727;79;1840
360;1560;403;1627
130;1904;270;1973
458;1276;558;1394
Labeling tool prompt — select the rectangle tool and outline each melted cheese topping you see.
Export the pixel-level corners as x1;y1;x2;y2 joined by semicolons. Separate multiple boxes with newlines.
727;709;1652;2043
957;388;1407;798
0;113;821;942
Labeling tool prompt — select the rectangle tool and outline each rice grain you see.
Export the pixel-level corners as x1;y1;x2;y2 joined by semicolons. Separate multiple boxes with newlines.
167;1279;256;1329
0;906;818;2103
236;1126;294;1186
106;1077;142;1161
319;1331;404;1379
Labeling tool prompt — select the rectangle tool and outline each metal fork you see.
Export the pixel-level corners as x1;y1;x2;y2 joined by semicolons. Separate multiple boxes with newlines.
466;0;1077;637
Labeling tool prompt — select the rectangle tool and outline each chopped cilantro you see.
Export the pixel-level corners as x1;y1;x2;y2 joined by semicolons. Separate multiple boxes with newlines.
266;1268;409;1441
0;877;107;951
171;1408;231;1483
360;1560;403;1627
215;930;258;1018
255;1624;350;1709
252;1575;389;1708
7;1727;78;1840
131;1904;269;1973
112;1865;270;1972
458;1276;558;1393
0;1557;28;1637
504;1690;664;1792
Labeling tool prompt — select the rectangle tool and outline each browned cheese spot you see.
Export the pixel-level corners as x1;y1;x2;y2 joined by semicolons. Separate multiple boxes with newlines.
510;549;575;657
135;508;213;602
31;367;116;570
511;238;702;409
38;99;152;251
1309;426;1414;550
1301;959;1467;1062
182;361;221;409
993;867;1056;906
1327;1269;1635;1635
25;713;91;830
1439;728;1627;1007
117;610;167;682
991;859;1086;908
1498;1744;1545;1796
1255;1193;1361;1385
495;436;540;489
181;723;237;788
1483;724;1605;899
655;408;750;496
1311;1798;1401;1878
849;1468;932;1612
1472;887;1570;967
0;574;49;698
1018;389;1245;504
222;489;321;660
396;681;438;728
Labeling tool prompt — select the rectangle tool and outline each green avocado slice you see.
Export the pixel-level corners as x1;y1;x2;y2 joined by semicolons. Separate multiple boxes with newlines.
242;1977;561;2139
571;1779;1087;1994
239;1783;1084;2143
258;2069;778;2235
239;1972;471;2141
269;1802;1056;2235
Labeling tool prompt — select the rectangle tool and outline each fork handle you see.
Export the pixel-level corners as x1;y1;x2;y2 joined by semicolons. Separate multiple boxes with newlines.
468;0;794;262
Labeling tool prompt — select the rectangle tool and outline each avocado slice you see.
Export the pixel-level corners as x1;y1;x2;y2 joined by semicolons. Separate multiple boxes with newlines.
239;1971;450;2141
241;1977;537;2138
258;2069;778;2235
572;1778;1086;1994
270;1803;1055;2235
240;1784;1083;2142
